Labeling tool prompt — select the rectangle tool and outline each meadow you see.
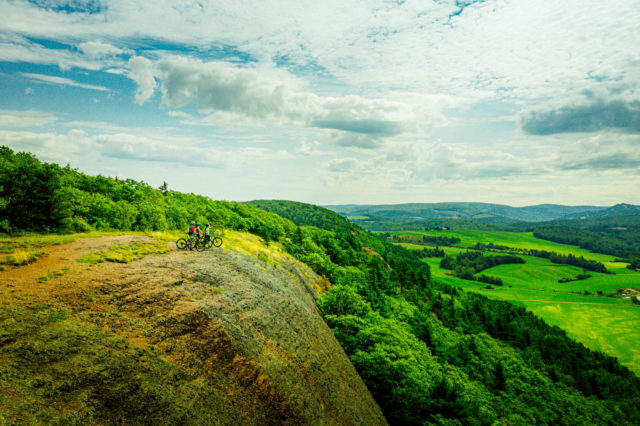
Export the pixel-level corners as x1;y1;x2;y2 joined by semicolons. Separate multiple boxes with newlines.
391;230;640;374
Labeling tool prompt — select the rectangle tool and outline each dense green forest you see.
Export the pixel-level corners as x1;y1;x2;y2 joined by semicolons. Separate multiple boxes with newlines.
440;251;525;274
0;146;295;241
248;199;353;234
532;223;640;259
3;147;640;425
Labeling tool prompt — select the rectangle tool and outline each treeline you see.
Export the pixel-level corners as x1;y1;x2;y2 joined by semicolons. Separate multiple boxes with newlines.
534;225;640;259
0;146;294;241
525;248;608;273
415;246;445;258
380;233;461;247
440;251;525;274
248;200;353;234
473;242;514;252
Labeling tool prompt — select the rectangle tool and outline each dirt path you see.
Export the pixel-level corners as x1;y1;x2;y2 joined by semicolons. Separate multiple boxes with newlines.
0;235;155;307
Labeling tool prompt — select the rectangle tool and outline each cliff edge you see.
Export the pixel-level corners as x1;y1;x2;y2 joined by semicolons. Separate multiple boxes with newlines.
0;232;387;425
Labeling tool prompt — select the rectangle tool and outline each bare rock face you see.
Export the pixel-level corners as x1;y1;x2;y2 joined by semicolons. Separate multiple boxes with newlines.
102;234;388;425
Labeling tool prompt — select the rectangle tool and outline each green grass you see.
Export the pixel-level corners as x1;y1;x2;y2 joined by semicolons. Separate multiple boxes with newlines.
0;231;130;267
399;231;640;375
0;250;44;266
79;240;171;264
386;229;621;263
37;267;72;283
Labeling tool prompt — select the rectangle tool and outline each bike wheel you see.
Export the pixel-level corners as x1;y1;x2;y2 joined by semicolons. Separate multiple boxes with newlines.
196;241;206;252
213;237;223;247
204;239;213;249
176;238;188;250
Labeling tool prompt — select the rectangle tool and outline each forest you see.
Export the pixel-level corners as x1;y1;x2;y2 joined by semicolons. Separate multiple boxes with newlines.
533;225;640;260
2;146;640;425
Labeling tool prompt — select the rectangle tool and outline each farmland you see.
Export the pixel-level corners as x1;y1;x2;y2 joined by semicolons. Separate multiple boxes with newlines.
386;229;640;374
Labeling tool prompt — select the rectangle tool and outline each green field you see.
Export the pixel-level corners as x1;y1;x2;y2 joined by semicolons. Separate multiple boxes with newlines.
392;230;640;374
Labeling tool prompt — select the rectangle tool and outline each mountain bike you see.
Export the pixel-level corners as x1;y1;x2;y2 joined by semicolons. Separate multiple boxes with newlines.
176;236;207;251
203;231;223;249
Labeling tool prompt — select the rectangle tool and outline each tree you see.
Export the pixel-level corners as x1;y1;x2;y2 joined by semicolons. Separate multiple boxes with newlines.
0;149;69;230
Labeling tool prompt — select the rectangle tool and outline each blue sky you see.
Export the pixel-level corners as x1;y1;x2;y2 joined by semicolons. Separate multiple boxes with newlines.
1;0;639;205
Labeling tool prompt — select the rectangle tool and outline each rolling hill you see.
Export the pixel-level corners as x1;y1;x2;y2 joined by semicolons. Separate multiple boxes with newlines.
325;202;612;224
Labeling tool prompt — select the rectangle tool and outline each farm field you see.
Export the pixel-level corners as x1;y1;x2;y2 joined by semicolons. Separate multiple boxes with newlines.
391;231;640;374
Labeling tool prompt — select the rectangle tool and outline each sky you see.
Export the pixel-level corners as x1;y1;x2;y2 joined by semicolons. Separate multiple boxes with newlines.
0;0;639;206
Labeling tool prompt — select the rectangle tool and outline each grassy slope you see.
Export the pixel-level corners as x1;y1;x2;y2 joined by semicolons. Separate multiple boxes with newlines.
392;230;640;374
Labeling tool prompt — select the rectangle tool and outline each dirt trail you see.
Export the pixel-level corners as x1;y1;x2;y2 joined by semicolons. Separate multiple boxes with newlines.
0;234;387;425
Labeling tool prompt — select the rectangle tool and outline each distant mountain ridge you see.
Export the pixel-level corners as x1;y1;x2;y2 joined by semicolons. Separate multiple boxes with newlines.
324;202;637;224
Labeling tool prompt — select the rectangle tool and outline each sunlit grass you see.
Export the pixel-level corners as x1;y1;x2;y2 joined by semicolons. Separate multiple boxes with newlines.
0;250;44;266
37;267;72;283
79;240;171;264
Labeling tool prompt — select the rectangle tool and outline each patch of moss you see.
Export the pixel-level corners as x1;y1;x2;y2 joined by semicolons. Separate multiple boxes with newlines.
37;267;71;283
0;305;221;424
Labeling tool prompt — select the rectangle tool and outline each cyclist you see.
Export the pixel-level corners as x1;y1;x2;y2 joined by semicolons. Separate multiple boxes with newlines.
203;223;211;244
195;222;203;241
188;221;196;237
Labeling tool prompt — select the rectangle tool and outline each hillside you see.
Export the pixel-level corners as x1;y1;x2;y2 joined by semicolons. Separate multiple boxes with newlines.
524;213;640;258
0;232;387;424
248;199;354;234
325;202;611;225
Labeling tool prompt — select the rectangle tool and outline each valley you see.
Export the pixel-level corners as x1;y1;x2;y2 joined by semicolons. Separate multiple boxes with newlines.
382;229;640;373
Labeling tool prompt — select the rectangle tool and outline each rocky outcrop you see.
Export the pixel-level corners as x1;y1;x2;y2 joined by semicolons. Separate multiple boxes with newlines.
7;232;387;425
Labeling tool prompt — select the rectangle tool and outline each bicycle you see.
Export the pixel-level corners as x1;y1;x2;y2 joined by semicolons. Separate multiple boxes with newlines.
203;231;223;249
176;235;207;251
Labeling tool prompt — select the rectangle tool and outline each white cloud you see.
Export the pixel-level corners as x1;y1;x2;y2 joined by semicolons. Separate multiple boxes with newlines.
78;41;126;58
0;109;57;127
139;55;420;143
0;129;91;162
0;35;122;71
20;72;109;91
128;56;156;104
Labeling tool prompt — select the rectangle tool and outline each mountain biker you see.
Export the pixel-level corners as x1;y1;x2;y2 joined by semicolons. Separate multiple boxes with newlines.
188;221;195;237
195;222;203;240
204;223;211;244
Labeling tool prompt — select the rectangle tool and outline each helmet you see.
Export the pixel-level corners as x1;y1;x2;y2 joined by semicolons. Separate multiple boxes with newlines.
205;223;210;226
191;221;195;225
196;222;201;225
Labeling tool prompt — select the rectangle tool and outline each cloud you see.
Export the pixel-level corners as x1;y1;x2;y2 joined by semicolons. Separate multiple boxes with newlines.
0;35;123;71
313;118;403;137
520;98;640;135
128;56;156;104
78;41;126;58
324;157;365;173
94;133;227;168
333;133;381;149
146;55;411;142
0;109;57;127
554;134;640;171
0;129;91;162
295;140;320;156
0;127;294;170
21;72;109;91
